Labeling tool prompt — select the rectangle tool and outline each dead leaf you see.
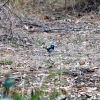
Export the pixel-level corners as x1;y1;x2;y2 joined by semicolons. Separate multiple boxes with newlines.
79;61;85;65
44;15;51;20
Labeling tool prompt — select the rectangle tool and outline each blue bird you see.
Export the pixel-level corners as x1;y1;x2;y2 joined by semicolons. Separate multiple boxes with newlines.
47;44;54;53
43;44;55;55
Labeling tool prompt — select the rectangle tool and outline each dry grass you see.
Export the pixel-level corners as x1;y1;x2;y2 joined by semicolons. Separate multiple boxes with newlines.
0;0;100;99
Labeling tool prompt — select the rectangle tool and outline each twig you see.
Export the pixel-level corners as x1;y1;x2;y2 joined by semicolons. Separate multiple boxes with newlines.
0;0;9;8
7;21;13;39
3;4;22;21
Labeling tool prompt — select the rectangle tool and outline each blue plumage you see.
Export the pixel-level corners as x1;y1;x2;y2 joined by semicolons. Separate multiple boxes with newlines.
47;44;54;53
43;44;55;56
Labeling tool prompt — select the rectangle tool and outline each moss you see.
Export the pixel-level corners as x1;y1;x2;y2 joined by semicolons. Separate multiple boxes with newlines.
0;60;13;65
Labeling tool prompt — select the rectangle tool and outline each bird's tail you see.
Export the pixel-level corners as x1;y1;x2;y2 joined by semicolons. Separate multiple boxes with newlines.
43;46;47;50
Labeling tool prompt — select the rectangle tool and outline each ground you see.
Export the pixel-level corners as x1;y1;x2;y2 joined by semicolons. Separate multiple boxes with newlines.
0;4;100;100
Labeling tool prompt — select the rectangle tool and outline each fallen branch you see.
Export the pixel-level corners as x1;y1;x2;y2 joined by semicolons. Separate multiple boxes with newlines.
0;0;9;8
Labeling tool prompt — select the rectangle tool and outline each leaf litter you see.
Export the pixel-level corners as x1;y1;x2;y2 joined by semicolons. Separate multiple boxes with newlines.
0;3;100;100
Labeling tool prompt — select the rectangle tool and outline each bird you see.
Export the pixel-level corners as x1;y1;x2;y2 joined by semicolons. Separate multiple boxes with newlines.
43;44;55;56
47;44;55;53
